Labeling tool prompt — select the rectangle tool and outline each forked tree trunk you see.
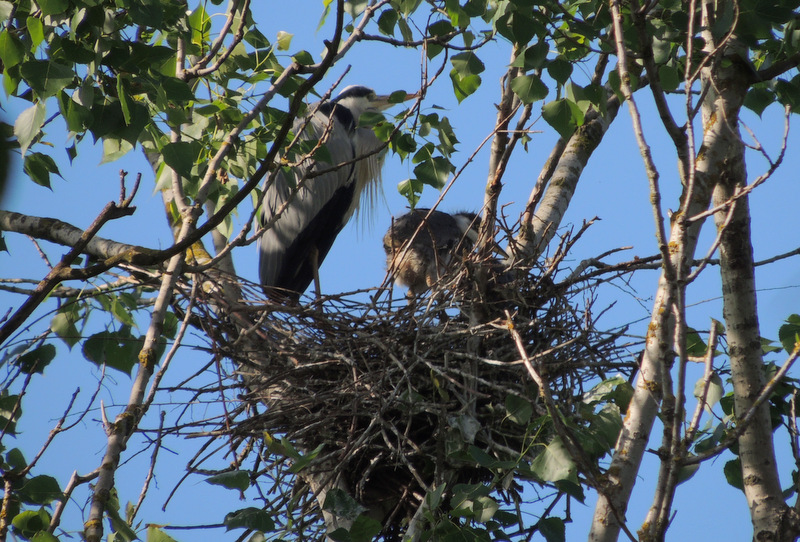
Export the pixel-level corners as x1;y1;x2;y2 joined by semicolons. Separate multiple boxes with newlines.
588;17;756;542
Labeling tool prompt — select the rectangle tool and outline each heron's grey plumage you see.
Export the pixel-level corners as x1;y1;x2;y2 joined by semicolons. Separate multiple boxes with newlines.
257;86;398;300
383;209;479;296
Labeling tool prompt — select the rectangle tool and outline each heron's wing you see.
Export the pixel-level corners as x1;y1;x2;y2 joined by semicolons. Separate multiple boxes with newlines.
257;110;357;296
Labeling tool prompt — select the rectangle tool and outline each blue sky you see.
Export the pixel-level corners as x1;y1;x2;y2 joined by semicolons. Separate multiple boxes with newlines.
2;1;800;539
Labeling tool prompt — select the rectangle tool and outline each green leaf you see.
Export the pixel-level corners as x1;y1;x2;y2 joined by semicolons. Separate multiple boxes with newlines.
505;394;532;425
81;329;141;375
724;458;744;490
14;102;46;156
547;57;573;86
188;4;211;47
530;437;578;484
693;371;724;412
31;532;60;542
778;315;800;353
19;475;62;505
450;72;481;102
398;178;422;207
101;138;135;164
289;443;324;473
205;470;250;492
147;525;178;542
15;343;56;374
276;30;293;50
413;156;451;189
347;515;382;542
0;31;25;69
0;398;21;437
19;60;74;99
538;516;566;542
162;141;200;179
37;0;69;16
11;509;51;539
685;327;709;357
541;98;584;140
450;51;485;76
117;77;134;126
322;488;366;521
50;311;80;348
676;462;699;485
6;447;27;471
658;65;681;92
223;507;275;532
775;79;800;110
510;74;549;104
291;50;314;65
23;152;60;188
510;41;549;70
378;9;398;36
27;17;45;50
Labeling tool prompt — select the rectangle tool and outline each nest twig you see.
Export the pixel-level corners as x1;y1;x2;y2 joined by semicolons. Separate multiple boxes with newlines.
172;230;641;538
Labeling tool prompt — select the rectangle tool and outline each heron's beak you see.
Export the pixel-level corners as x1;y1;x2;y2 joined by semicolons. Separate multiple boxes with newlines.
373;91;419;111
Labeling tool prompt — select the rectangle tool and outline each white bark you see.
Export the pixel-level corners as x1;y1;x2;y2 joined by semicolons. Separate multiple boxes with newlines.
589;14;753;542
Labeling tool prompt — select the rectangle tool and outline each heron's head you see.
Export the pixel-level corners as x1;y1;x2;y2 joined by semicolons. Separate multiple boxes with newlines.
335;85;415;119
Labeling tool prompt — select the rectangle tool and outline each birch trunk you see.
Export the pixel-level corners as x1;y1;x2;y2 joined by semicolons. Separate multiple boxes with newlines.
588;24;753;542
712;146;800;540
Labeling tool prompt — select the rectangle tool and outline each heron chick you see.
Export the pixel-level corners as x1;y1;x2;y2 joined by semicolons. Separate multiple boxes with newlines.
258;86;412;301
383;209;480;297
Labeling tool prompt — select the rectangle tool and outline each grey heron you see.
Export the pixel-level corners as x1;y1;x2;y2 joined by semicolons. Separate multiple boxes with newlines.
383;209;480;296
258;85;411;301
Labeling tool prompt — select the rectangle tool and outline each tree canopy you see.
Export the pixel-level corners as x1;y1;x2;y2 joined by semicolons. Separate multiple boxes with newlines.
1;0;800;541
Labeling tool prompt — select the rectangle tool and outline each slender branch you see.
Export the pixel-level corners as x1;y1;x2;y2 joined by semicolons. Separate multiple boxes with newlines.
683;343;800;466
684;320;720;445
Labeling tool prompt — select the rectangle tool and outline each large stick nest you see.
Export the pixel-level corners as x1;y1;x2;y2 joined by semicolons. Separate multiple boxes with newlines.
194;232;639;537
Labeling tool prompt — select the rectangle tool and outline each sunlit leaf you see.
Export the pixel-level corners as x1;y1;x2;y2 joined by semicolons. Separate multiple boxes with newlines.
778;314;800;353
398;178;422;207
50;311;80;348
0;31;25;68
12;509;51;539
14;102;46;156
693;371;724;412
276;31;293;51
147;525;178;542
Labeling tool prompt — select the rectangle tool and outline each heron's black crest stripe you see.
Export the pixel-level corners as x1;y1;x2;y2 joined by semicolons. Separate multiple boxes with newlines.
335;85;374;101
318;101;356;133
